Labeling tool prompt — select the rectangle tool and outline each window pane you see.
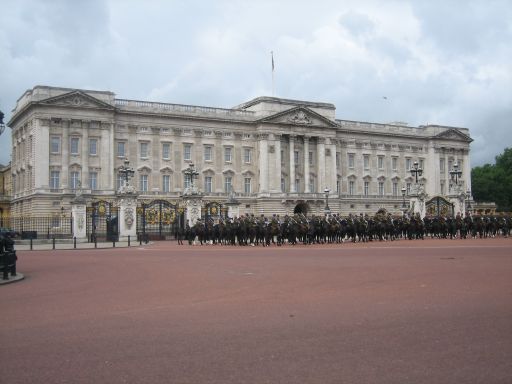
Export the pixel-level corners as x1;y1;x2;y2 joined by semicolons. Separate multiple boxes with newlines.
348;154;354;168
244;178;251;194
117;142;125;157
204;176;212;193
204;146;212;161
162;143;170;160
140;175;148;191
140;142;148;158
89;172;98;190
224;176;232;192
224;147;232;162
50;171;60;189
89;139;97;155
184;144;191;161
163;175;171;192
244;148;251;163
70;138;79;155
51;137;60;153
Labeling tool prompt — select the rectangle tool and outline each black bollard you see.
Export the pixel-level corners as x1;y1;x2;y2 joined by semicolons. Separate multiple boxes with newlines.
113;239;116;248
94;236;97;249
30;238;33;251
52;236;56;250
74;237;77;249
128;235;130;247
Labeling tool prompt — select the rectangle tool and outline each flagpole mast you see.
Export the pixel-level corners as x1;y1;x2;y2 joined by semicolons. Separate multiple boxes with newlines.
271;51;275;97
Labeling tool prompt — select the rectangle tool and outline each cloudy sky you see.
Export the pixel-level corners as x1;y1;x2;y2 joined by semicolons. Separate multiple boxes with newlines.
0;0;511;167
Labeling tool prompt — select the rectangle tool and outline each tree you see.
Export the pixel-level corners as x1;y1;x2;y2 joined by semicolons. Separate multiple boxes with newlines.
471;148;512;211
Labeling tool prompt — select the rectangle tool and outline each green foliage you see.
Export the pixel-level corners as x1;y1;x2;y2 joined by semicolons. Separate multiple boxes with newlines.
471;148;512;211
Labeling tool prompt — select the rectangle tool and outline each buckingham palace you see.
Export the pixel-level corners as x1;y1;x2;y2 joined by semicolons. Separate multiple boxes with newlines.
8;85;472;219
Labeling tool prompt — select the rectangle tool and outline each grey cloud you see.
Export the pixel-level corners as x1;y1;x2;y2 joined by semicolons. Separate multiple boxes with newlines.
339;10;375;38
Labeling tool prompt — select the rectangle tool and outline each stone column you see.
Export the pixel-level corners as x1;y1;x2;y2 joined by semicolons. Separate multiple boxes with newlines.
81;121;89;189
258;134;269;195
317;137;326;193
34;118;49;189
426;141;439;197
304;136;310;193
463;149;471;193
71;195;87;241
271;133;282;193
118;190;138;241
328;138;337;196
289;135;296;193
61;119;69;188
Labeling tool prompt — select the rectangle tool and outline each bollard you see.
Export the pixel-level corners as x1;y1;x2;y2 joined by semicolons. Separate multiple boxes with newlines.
52;236;56;250
139;235;142;246
74;237;77;249
128;235;130;247
30;238;33;251
94;236;97;248
113;239;116;248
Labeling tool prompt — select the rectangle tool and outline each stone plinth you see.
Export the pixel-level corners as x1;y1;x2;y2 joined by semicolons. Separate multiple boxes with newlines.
117;185;138;241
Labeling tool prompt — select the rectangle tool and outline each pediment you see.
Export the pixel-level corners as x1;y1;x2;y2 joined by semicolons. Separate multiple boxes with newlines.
257;106;338;128
433;128;472;143
39;90;114;110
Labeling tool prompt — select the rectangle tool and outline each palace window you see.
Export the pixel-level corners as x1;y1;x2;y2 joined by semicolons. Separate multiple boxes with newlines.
117;142;126;158
224;147;232;162
378;182;384;196
295;179;300;193
50;170;60;189
378;156;384;170
116;174;124;191
184;174;191;189
406;182;412;195
163;175;171;192
349;180;355;195
336;152;340;167
440;158;445;173
294;150;299;165
183;144;192;161
406;158;412;171
281;178;285;192
244;148;252;163
393;182;398;196
50;136;61;154
89;139;98;156
139;174;148;192
204;146;212;162
309;151;314;166
70;171;80;189
162;143;171;160
244;178;251;194
204;176;212;193
348;153;355;169
309;179;315;193
224;176;232;193
140;142;149;159
364;181;369;196
70;137;79;155
89;172;98;190
364;155;370;170
392;157;398;171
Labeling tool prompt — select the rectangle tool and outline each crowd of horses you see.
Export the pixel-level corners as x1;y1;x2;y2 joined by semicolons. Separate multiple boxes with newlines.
179;213;512;246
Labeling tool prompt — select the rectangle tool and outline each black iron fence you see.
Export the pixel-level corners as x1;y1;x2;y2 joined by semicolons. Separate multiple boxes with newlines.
6;216;73;239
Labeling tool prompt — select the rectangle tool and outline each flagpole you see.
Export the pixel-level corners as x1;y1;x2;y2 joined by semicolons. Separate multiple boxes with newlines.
271;51;275;97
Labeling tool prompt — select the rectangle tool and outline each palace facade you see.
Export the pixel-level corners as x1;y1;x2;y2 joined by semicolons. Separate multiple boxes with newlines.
8;85;472;218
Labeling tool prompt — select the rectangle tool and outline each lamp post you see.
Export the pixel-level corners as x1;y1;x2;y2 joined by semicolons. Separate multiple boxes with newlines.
449;162;463;192
183;163;199;193
466;190;472;214
401;186;409;216
0;110;5;135
410;161;423;184
118;158;135;186
324;187;330;215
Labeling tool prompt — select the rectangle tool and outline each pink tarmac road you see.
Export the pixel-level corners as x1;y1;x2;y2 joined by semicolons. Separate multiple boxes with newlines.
2;238;512;384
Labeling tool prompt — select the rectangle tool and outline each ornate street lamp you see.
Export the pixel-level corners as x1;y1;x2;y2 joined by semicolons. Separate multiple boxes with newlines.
466;190;472;213
0;110;5;135
183;163;199;192
449;162;463;186
118;158;135;186
410;161;423;184
324;187;330;214
401;187;407;209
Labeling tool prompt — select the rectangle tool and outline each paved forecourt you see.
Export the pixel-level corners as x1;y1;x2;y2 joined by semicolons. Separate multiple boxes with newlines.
2;238;512;384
